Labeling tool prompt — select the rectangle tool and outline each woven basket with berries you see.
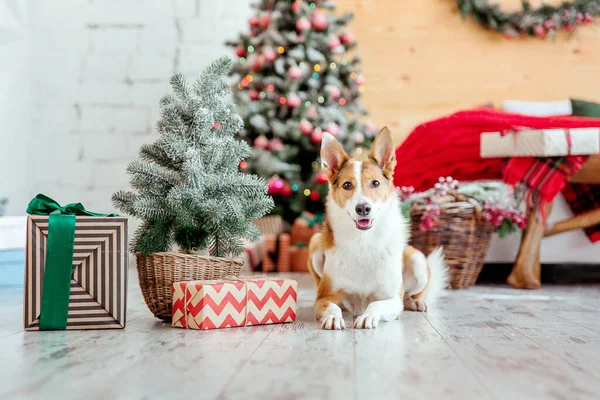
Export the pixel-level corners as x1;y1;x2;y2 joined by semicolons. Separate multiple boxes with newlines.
399;178;526;289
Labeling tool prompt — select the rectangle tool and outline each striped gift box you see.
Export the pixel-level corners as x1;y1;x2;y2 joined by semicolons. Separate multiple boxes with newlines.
172;277;297;330
23;215;128;330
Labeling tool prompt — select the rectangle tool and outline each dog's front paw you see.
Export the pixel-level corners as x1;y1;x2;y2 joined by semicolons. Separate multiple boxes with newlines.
320;315;345;330
404;299;428;312
354;314;380;329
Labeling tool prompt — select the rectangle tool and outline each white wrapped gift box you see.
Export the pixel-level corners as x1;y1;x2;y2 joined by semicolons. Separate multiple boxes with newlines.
480;128;600;158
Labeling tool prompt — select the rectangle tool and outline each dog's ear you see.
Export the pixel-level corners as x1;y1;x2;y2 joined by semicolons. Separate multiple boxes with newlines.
369;126;396;179
321;132;348;181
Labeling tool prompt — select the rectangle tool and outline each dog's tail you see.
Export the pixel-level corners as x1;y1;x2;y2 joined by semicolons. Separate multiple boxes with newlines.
425;247;450;305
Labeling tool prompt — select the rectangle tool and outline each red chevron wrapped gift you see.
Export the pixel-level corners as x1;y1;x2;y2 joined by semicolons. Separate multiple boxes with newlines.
172;277;297;330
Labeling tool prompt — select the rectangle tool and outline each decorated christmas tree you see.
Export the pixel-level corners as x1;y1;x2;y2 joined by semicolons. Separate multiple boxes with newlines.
227;0;376;222
112;57;273;257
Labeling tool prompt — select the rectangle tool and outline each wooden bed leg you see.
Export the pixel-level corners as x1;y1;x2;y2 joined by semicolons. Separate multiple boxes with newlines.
507;203;549;290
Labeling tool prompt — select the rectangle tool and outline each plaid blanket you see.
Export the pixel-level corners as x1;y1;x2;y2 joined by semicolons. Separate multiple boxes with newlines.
393;109;600;243
562;183;600;243
503;156;587;219
504;156;600;243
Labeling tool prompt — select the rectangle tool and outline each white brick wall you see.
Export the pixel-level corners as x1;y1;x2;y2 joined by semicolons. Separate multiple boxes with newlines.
11;0;252;218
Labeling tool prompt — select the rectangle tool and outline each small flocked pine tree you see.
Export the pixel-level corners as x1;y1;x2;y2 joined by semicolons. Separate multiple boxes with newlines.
0;197;6;216
227;0;376;222
112;57;273;258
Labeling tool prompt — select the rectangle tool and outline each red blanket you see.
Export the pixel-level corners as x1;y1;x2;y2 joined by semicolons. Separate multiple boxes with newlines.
393;109;600;243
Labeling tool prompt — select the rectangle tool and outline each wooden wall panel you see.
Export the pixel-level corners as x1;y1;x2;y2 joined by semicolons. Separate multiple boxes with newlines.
337;0;600;145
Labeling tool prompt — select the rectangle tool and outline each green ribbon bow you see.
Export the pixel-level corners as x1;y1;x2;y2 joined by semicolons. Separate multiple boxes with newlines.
26;194;117;330
299;212;325;228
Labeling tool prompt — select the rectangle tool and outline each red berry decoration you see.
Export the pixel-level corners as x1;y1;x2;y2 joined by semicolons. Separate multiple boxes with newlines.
309;190;321;201
249;16;259;27
292;1;302;13
235;46;246;57
316;172;328;184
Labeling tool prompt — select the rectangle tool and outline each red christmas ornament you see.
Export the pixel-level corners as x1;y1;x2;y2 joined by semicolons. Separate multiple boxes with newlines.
258;14;271;30
296;16;311;32
299;119;313;135
248;54;264;72
310;127;323;144
353;131;365;144
309;190;321;201
263;47;276;62
287;93;301;108
311;9;328;31
213;122;221;129
248;90;259;101
267;176;285;195
269;138;284;150
292;1;302;13
340;32;354;45
328;35;341;50
254;135;270;149
235;46;246;57
280;183;293;197
323;122;340;136
249;16;259;27
307;106;318;118
316;172;328;184
287;66;303;80
326;85;341;100
366;122;377;134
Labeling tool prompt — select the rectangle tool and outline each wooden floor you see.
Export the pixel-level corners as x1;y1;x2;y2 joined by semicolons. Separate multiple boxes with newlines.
1;273;600;400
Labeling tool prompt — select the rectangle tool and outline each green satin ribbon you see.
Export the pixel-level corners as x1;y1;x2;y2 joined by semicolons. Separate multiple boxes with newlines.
299;212;324;228
26;194;117;330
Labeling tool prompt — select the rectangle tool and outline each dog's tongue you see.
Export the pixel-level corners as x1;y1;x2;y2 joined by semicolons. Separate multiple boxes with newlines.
356;219;371;229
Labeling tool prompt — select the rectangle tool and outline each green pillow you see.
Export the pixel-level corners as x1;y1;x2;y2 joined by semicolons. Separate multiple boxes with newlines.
571;99;600;117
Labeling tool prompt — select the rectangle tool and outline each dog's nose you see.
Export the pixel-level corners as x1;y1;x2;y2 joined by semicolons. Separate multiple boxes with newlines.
355;203;371;217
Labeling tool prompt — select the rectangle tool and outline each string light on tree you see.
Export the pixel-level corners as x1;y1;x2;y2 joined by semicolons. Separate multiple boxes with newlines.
227;0;376;222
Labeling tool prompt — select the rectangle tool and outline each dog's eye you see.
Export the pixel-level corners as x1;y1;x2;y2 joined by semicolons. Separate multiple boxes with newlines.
342;182;353;190
371;180;380;188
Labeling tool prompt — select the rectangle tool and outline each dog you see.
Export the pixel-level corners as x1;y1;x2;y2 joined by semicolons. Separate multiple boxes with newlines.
307;127;449;330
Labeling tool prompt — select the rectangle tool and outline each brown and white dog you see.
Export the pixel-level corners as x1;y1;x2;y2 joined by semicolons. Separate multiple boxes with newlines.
307;127;449;330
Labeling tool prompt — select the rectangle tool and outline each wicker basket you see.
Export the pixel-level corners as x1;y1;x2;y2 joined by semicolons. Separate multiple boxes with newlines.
136;252;243;320
409;202;493;289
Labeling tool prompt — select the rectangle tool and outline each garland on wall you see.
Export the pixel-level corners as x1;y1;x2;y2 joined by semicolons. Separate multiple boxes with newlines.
457;0;600;39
